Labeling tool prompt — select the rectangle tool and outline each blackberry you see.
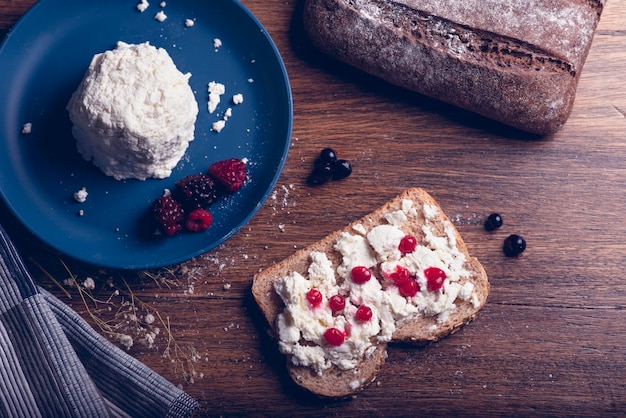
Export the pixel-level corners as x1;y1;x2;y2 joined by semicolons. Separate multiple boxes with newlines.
151;196;185;236
484;213;503;231
174;173;218;209
503;234;526;257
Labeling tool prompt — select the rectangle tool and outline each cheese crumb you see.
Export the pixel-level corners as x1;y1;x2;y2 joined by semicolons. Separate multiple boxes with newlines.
213;38;222;49
207;81;225;113
136;0;149;12
21;122;32;135
73;187;88;203
159;1;166;6
232;93;244;105
185;18;195;27
154;10;167;22
212;120;226;133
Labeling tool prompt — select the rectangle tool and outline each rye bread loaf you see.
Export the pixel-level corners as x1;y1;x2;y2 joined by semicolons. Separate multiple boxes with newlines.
252;188;489;398
303;0;606;135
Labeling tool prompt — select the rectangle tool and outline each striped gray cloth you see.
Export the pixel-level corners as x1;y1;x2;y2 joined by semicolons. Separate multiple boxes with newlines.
0;224;198;418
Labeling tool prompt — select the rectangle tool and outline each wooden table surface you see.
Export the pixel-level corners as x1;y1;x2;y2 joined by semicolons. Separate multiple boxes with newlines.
2;0;626;416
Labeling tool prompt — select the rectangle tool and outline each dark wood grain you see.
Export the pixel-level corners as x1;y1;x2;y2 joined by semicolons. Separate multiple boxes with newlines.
1;0;626;416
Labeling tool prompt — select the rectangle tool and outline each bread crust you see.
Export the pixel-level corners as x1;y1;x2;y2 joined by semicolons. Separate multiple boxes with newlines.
252;188;489;398
302;0;605;135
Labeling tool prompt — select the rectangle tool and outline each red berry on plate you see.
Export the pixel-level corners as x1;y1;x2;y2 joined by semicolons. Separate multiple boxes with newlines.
174;173;218;209
208;158;247;193
323;328;345;346
185;208;213;232
151;196;185;236
424;267;446;292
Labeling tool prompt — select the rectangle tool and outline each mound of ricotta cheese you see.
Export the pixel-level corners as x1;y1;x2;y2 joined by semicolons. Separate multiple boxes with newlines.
67;41;199;181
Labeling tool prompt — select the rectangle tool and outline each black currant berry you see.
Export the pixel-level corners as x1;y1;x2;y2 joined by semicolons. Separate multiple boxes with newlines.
315;148;338;166
503;234;526;257
332;159;352;180
484;213;503;231
306;163;333;186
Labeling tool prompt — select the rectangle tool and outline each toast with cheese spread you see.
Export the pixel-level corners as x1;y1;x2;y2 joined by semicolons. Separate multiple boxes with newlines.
252;188;489;398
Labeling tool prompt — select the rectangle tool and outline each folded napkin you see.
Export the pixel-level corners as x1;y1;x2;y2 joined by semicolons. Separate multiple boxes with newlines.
0;224;198;418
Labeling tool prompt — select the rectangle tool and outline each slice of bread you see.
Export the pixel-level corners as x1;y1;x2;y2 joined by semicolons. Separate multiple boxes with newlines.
252;188;489;398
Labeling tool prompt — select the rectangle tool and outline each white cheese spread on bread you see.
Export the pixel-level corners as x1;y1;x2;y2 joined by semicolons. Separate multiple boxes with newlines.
274;200;476;374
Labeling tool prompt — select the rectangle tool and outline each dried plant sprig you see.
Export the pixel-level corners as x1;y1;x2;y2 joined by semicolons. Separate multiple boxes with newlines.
34;259;199;383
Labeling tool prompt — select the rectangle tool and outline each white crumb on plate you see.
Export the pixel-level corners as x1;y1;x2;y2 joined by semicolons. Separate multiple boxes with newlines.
21;122;32;134
160;1;166;7
185;18;195;27
136;0;149;12
154;10;167;22
73;187;88;203
212;120;226;133
213;38;222;49
232;93;244;105
207;81;225;113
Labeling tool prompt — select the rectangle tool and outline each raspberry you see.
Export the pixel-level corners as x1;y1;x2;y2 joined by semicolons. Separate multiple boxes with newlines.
185;209;213;232
208;158;247;193
151;196;185;236
174;173;218;209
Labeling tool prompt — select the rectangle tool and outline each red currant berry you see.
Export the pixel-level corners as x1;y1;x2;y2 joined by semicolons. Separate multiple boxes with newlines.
385;265;411;285
355;305;373;322
424;267;446;292
323;328;345;346
351;266;371;284
399;279;419;297
398;235;417;254
329;295;346;312
306;289;323;307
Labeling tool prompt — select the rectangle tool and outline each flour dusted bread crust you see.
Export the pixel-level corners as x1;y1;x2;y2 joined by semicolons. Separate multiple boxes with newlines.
252;188;489;398
303;0;606;135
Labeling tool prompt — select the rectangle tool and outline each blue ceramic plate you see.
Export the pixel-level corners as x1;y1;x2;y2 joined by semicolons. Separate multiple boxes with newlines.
0;0;292;269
